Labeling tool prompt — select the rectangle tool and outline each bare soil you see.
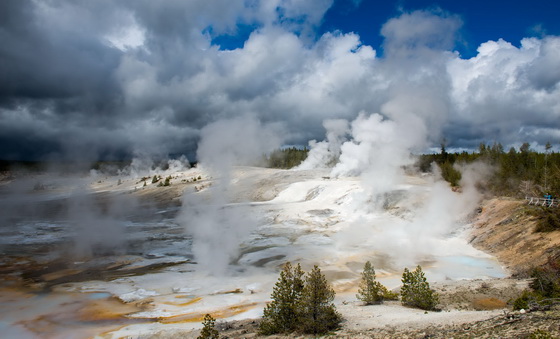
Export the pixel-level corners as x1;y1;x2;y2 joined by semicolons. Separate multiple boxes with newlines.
469;198;560;275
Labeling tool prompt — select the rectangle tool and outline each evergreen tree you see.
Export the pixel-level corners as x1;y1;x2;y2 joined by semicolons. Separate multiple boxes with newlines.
400;265;439;311
197;314;219;339
356;261;397;305
259;262;305;334
297;265;342;334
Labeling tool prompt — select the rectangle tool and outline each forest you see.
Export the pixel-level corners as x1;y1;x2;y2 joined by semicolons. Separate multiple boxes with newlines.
265;143;560;198
417;142;560;198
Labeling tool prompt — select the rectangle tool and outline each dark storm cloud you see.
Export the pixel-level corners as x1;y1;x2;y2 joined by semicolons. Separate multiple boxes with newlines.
0;0;121;103
0;2;559;161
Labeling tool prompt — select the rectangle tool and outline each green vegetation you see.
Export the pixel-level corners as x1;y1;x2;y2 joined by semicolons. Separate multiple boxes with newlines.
158;175;171;187
356;261;398;305
512;289;538;310
197;314;219;339
530;257;560;299
259;262;305;334
400;265;439;311
417;142;560;197
513;257;560;310
297;265;342;334
260;263;341;335
266;147;309;169
529;329;555;339
531;207;560;232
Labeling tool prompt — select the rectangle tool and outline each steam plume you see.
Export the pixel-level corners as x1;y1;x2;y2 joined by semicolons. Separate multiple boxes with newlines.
178;115;283;275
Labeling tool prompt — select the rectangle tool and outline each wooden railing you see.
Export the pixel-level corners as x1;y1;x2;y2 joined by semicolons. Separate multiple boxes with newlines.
526;196;559;208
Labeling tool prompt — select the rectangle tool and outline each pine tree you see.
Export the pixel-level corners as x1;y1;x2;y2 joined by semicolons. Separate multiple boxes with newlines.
297;265;342;334
400;265;439;311
197;314;219;339
259;262;305;334
356;261;397;305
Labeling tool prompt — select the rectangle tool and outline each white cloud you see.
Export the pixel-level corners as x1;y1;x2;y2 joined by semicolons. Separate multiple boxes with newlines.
447;36;560;146
2;2;560;161
381;9;463;57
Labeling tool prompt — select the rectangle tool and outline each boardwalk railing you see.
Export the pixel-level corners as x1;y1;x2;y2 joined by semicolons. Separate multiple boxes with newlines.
526;196;559;208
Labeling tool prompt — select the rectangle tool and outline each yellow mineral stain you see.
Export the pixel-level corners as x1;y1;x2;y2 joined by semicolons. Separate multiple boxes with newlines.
174;294;190;298
159;302;259;324
212;288;243;295
162;296;202;307
76;298;142;322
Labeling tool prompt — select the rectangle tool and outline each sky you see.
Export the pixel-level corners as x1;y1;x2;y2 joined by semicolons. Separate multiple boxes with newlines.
1;0;559;161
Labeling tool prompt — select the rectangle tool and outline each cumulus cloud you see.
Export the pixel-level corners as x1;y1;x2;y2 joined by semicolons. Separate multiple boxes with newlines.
447;36;560;147
381;9;463;57
0;2;559;161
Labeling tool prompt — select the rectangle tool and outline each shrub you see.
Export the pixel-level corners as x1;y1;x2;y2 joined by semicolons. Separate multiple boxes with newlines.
530;257;560;298
151;175;159;184
513;257;560;310
197;314;219;339
439;161;461;187
259;262;305;334
400;265;439;311
163;176;171;186
529;329;555;339
533;207;560;232
297;265;342;334
356;261;397;305
512;289;540;310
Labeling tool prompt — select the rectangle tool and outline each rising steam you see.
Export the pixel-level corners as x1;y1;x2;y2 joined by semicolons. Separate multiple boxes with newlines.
178;115;283;275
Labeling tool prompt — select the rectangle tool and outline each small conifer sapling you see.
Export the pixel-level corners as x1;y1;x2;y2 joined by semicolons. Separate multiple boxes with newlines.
297;265;342;334
400;265;439;311
259;262;305;334
197;314;219;339
356;261;397;305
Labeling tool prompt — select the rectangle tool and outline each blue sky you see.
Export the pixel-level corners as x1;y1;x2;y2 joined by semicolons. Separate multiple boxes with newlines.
0;0;559;161
213;0;560;57
320;0;560;57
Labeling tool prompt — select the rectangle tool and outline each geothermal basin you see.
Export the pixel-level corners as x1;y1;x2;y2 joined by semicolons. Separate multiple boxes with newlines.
0;166;505;338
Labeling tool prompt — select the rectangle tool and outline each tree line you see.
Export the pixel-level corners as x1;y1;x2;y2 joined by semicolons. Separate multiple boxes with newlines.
264;147;309;169
265;143;560;199
417;142;560;198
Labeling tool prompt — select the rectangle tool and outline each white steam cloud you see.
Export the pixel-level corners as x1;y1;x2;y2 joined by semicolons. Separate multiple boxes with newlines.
178;115;283;275
67;186;138;258
298;93;490;268
296;119;349;170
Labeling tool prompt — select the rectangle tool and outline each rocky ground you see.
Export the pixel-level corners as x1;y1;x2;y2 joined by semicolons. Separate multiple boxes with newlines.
141;304;560;339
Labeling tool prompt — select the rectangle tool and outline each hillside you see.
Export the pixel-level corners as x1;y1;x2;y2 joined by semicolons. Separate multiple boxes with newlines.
469;198;560;275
